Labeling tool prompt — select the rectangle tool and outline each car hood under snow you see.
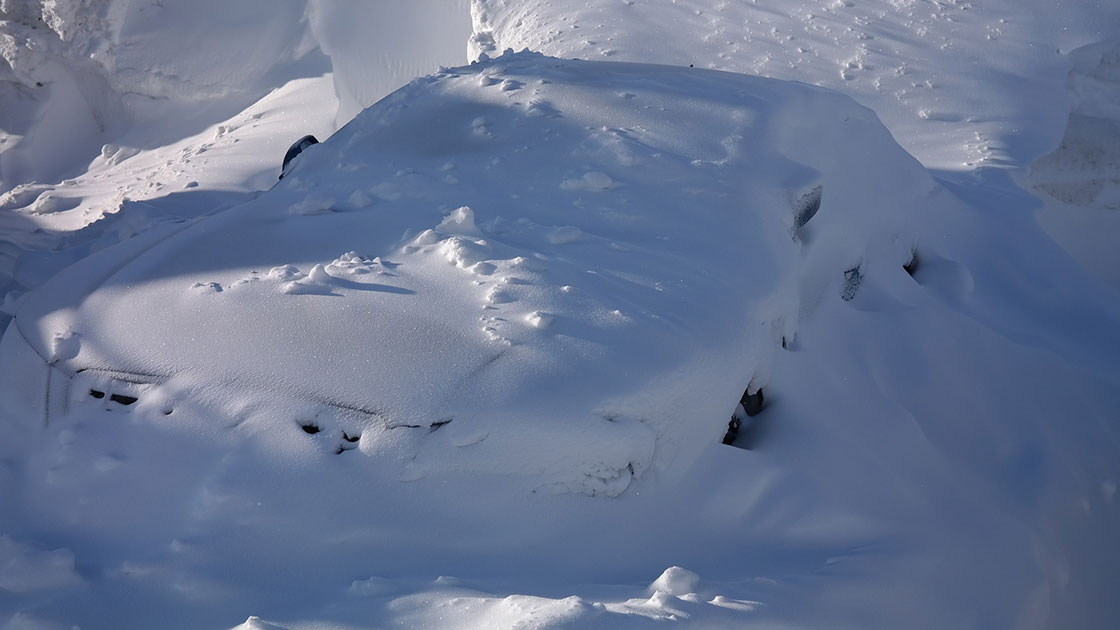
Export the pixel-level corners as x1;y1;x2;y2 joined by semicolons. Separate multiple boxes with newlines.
0;51;934;495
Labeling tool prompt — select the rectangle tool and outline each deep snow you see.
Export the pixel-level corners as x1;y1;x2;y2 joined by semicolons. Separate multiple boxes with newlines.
1;1;1119;629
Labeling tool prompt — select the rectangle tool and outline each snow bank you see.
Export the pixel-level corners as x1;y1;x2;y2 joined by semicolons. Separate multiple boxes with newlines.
1031;38;1120;289
470;0;1120;169
1032;39;1120;209
0;0;319;189
226;566;760;630
1;0;473;192
0;0;474;331
306;0;472;127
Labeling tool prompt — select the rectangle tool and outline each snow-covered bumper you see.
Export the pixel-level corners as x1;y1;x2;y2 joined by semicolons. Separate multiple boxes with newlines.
0;320;71;430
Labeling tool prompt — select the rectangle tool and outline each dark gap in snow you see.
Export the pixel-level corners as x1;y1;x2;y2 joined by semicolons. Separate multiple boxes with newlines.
741;389;765;417
737;411;771;451
74;367;168;385
336;431;361;454
300;423;321;435
904;251;919;277
109;393;137;405
89;389;106;399
279;135;319;180
723;389;765;446
792;185;823;235
429;418;453;432
722;416;742;445
841;265;863;301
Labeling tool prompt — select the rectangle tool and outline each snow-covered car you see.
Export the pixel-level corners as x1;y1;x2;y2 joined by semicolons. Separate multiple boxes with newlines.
0;51;927;496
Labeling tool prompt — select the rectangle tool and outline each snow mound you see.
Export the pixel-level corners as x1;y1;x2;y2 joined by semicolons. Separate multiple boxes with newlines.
2;51;929;500
226;567;760;630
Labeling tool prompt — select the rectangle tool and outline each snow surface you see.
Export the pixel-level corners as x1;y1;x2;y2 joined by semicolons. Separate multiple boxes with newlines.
1;1;1119;629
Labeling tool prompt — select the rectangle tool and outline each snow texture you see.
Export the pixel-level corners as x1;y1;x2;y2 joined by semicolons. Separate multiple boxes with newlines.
0;2;1119;630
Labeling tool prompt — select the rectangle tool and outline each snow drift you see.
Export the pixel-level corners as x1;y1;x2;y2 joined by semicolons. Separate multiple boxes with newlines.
1;50;927;497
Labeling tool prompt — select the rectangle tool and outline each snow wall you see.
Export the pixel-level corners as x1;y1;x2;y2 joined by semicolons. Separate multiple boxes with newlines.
0;0;472;191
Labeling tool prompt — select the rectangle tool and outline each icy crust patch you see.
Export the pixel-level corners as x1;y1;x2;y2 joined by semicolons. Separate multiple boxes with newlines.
8;52;930;497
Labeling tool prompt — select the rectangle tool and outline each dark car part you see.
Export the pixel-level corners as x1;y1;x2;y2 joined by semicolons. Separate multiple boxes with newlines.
279;134;319;180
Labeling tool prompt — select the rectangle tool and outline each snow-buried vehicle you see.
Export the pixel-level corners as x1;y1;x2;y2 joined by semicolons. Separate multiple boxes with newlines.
0;51;927;497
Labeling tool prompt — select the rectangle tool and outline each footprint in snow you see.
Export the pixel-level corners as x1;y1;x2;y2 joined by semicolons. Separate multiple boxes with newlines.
190;281;223;294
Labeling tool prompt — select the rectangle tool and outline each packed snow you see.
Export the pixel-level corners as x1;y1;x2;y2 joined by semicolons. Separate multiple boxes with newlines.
1;1;1119;629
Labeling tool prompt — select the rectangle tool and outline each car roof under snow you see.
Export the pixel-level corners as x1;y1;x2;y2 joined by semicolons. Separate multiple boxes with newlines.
5;51;930;495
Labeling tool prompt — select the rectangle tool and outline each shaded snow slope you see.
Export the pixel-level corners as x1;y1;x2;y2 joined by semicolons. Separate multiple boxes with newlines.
1032;38;1120;290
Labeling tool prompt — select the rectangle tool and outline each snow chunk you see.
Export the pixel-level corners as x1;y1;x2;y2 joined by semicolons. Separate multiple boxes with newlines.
48;331;80;363
649;566;701;597
525;311;555;329
267;265;304;281
439;237;492;269
230;617;290;630
307;264;332;284
437;206;484;236
547;226;584;245
347;190;374;209
289;195;335;215
561;171;615;192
